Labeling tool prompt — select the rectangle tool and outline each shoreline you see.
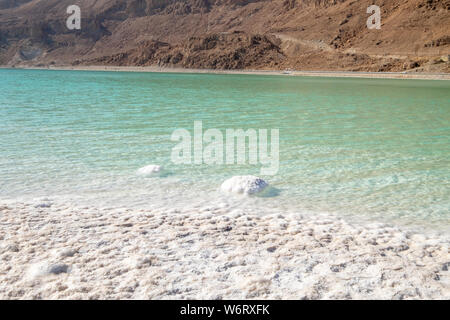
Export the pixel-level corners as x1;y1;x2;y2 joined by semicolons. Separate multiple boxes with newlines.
0;199;448;299
1;64;449;299
2;65;450;80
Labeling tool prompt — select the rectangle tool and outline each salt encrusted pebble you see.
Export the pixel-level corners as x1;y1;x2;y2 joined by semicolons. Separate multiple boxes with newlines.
6;244;19;252
47;264;69;275
58;249;77;258
137;164;163;176
28;262;70;278
220;176;268;195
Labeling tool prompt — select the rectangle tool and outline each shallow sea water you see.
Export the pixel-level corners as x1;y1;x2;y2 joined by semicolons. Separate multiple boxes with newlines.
1;69;449;233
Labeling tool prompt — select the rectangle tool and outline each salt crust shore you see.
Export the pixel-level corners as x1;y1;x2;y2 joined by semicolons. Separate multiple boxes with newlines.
2;65;450;80
0;201;449;300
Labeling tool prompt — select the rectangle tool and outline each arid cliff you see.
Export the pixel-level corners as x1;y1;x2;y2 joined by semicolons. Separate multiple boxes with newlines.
0;0;449;72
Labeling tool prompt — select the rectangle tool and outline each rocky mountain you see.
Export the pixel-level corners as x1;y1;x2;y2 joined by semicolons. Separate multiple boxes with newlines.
0;0;449;72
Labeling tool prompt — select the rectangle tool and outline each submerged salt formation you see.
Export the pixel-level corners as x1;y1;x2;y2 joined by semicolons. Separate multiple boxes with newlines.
137;165;163;176
221;175;268;195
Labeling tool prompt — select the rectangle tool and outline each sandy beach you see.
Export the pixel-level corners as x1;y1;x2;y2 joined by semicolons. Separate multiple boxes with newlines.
0;199;448;300
2;65;450;80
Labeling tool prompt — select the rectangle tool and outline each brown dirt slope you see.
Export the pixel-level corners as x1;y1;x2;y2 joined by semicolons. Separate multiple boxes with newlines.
0;0;449;72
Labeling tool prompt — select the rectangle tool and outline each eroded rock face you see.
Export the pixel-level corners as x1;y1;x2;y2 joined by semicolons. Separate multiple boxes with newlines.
221;175;268;194
90;32;285;70
0;0;448;72
0;0;33;10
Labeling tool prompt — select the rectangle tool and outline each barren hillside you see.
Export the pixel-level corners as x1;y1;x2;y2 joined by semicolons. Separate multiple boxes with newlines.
0;0;449;72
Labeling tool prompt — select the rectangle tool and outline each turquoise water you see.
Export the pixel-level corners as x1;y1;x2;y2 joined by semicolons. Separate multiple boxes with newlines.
1;69;449;232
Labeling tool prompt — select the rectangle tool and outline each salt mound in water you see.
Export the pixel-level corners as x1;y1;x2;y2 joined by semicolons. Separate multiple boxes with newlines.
221;176;268;195
137;165;163;176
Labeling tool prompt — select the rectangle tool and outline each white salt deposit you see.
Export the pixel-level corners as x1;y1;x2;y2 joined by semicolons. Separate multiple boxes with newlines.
137;165;163;176
0;200;448;299
221;176;268;195
33;197;53;208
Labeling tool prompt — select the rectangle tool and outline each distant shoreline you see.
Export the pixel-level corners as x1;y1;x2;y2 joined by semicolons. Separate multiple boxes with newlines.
2;65;450;80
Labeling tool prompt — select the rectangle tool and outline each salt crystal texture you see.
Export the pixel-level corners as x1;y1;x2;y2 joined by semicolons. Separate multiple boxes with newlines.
137;165;163;176
1;199;448;299
221;176;268;195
